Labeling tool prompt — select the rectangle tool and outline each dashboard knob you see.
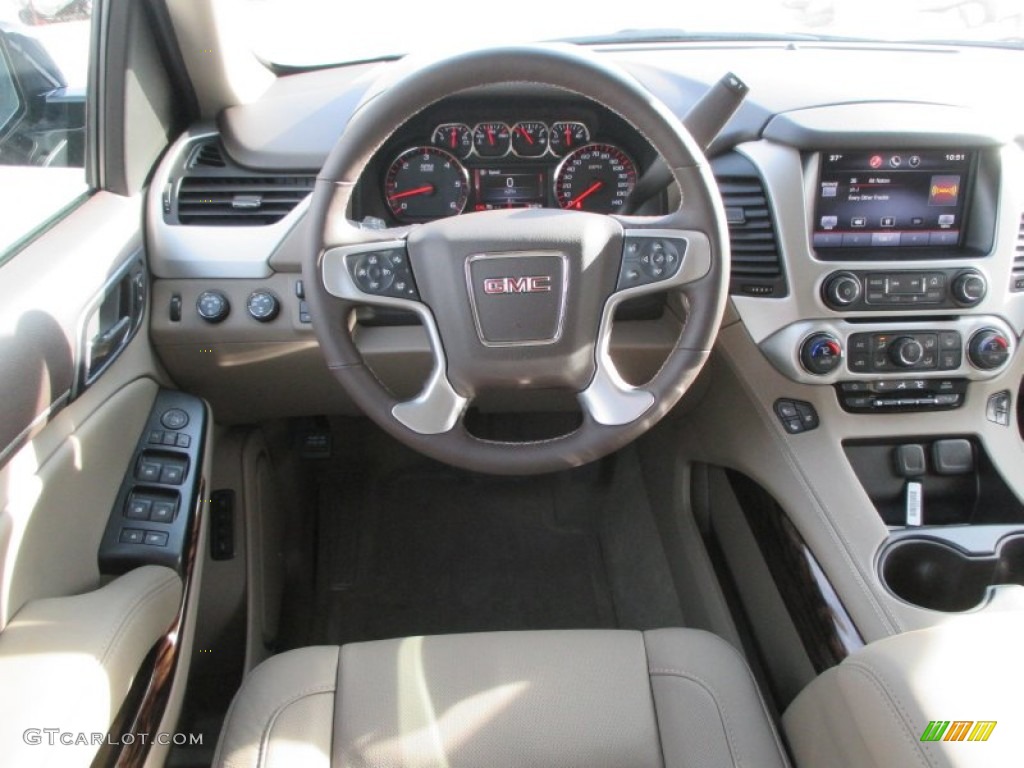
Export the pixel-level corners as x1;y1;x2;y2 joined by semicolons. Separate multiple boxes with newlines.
889;336;924;367
823;272;862;308
196;290;230;323
951;271;987;306
968;329;1011;370
247;290;280;322
800;333;843;375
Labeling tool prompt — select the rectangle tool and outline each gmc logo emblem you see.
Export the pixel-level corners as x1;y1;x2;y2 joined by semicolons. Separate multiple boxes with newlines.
482;276;552;295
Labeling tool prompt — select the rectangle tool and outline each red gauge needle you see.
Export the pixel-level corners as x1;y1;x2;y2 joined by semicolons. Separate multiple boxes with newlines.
516;125;534;145
567;181;603;209
449;128;457;148
564;124;571;146
388;184;434;201
486;126;495;145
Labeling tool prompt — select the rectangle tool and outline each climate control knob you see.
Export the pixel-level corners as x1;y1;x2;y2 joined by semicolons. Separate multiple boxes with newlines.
823;272;862;308
889;336;924;367
952;271;987;306
968;329;1011;370
800;333;843;375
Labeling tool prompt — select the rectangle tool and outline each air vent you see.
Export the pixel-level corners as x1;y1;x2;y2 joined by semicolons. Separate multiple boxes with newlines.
176;176;315;226
711;153;787;298
170;139;315;226
189;142;226;168
1012;212;1024;293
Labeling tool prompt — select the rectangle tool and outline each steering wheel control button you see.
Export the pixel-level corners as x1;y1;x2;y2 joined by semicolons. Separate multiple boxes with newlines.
160;408;189;430
968;328;1011;370
800;333;843;375
196;290;230;323
246;290;280;322
466;253;567;345
618;237;686;290
823;272;862;308
774;399;819;434
348;249;419;300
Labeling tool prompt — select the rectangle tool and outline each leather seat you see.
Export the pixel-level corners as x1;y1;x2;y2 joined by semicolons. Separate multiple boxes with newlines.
214;628;789;767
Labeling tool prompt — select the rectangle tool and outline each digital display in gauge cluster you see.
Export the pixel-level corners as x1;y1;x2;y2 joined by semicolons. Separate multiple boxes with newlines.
382;119;638;221
813;149;974;252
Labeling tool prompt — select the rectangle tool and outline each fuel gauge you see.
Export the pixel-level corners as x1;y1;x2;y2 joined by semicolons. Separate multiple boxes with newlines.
431;123;472;159
549;121;589;156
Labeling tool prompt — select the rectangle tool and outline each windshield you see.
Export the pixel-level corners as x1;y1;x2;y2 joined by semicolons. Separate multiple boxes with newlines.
241;0;1023;67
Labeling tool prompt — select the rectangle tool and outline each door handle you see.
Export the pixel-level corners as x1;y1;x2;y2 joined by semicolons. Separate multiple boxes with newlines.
90;314;131;360
78;257;146;391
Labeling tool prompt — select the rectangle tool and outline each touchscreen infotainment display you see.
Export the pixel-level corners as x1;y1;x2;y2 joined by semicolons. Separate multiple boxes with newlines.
813;150;972;251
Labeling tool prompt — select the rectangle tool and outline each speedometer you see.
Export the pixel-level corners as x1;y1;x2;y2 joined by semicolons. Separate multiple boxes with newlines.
554;143;637;213
384;146;468;222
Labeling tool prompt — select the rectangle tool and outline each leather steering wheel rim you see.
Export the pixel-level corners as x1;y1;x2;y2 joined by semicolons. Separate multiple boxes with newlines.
304;44;730;475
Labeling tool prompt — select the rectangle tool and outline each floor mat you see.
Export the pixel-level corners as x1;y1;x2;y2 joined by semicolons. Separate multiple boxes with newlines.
312;467;619;645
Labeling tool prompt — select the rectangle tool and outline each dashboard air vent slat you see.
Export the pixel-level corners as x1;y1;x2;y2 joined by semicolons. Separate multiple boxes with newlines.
1012;212;1024;293
171;139;316;226
190;142;226;168
712;156;787;298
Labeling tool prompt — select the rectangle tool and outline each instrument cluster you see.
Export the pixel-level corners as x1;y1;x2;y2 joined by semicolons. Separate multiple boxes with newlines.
382;118;639;222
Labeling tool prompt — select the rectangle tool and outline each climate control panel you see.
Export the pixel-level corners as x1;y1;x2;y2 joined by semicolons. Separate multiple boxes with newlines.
821;268;987;311
762;316;1016;390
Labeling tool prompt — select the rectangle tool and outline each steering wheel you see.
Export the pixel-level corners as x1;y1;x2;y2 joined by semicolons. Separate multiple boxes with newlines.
304;45;729;475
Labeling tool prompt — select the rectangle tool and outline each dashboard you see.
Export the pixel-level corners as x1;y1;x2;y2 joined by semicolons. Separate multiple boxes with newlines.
145;43;1024;430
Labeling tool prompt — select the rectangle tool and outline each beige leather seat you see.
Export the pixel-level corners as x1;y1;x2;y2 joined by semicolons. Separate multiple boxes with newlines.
214;628;789;767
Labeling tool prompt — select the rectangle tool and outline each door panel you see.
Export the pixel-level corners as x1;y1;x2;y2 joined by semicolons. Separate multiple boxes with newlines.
0;189;200;766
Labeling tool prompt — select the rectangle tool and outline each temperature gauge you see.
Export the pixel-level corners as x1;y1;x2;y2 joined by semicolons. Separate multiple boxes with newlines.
473;122;511;157
431;123;472;159
549;121;589;156
511;121;548;157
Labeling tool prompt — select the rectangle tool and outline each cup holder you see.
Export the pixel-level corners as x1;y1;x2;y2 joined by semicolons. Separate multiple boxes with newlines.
881;534;1024;612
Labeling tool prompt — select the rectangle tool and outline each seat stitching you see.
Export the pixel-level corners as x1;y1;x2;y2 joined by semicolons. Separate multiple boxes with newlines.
648;667;740;766
842;662;933;768
715;639;791;765
640;635;669;768
257;684;337;768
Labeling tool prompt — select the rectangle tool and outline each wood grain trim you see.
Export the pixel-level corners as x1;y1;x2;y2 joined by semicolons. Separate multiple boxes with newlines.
91;480;205;768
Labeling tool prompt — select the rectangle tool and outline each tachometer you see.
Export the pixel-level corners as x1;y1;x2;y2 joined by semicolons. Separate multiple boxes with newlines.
554;143;637;213
384;147;468;222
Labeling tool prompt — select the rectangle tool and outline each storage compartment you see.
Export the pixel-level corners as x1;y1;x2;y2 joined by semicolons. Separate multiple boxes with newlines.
881;530;1024;611
844;437;1024;527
